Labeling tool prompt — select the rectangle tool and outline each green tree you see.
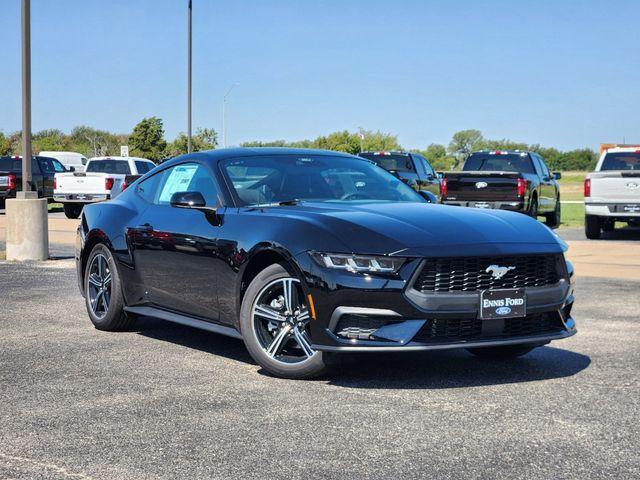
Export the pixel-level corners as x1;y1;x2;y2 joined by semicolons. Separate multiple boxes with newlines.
167;128;219;156
0;132;11;155
448;129;484;167
360;130;402;152
129;117;167;161
33;129;66;153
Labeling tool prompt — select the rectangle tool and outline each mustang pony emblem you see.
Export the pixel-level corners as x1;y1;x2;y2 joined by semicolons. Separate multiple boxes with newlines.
486;265;516;280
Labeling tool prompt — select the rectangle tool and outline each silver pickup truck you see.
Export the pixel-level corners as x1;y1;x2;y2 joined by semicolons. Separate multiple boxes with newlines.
584;146;640;238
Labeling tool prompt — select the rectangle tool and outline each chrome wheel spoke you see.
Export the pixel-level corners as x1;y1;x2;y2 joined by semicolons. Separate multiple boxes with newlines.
293;327;315;358
92;289;104;313
103;272;112;287
97;255;104;277
88;274;101;288
254;304;286;323
282;278;294;313
296;308;310;322
266;324;292;358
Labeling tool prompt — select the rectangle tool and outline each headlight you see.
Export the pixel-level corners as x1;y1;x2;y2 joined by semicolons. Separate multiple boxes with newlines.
309;252;405;273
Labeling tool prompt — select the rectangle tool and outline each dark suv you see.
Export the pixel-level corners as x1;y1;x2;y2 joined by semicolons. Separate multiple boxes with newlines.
0;155;68;208
358;151;440;202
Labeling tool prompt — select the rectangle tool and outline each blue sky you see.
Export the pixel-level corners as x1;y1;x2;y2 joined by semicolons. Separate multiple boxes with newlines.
1;0;639;150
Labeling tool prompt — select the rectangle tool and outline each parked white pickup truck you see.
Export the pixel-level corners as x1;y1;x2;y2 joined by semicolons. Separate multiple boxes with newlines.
584;146;640;238
54;156;155;218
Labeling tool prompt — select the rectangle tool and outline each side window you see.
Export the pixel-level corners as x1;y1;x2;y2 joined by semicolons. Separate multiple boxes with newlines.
538;156;551;178
136;172;163;204
135;161;154;174
52;159;66;172
38;157;55;174
421;158;435;177
142;162;219;207
530;155;543;177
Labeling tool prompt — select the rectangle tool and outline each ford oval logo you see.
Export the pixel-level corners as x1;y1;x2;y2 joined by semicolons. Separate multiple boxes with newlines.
475;181;488;189
495;306;512;316
626;182;639;190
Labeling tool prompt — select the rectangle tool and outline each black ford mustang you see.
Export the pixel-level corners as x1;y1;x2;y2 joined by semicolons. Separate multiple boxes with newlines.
76;148;576;379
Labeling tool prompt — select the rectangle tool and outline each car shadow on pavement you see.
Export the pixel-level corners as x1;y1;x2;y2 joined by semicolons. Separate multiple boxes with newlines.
327;347;591;389
133;316;254;364
134;316;590;388
597;225;640;241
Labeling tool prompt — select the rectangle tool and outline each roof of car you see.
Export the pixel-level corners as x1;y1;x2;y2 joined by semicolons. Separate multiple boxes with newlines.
470;150;531;155
160;147;360;167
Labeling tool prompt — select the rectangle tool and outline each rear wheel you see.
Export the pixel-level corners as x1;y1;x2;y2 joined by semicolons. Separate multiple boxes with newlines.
528;196;538;219
84;244;135;331
545;198;561;228
0;198;5;210
240;263;329;379
467;344;537;359
585;214;602;239
602;220;615;232
64;203;83;219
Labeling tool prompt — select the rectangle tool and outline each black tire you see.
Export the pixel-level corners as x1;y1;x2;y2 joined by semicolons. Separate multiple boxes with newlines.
467;344;537;359
84;244;135;331
239;263;329;379
585;214;601;239
528;196;538;219
0;198;5;210
545;199;561;228
64;203;83;219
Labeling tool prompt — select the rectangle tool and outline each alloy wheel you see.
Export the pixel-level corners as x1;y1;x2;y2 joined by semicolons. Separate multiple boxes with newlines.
87;253;112;319
251;277;316;364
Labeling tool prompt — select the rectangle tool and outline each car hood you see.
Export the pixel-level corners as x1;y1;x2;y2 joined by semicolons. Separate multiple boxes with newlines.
267;202;566;257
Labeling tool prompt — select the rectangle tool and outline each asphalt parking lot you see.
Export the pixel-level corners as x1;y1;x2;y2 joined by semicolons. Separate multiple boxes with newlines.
1;212;639;479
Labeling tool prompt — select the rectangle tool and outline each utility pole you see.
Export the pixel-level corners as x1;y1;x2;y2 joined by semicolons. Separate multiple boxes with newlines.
222;83;238;148
21;0;32;191
6;0;49;261
187;0;192;153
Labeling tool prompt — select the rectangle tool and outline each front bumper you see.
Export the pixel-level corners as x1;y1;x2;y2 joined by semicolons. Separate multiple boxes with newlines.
442;200;525;211
301;254;576;352
54;193;109;203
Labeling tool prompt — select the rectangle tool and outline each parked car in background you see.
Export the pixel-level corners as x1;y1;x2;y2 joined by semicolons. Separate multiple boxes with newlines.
584;146;640;238
0;155;68;208
358;151;440;202
441;150;562;227
39;151;88;173
54;156;155;218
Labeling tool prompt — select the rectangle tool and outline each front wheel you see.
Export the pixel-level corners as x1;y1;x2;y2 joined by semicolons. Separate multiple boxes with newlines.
64;203;83;219
240;263;329;379
545;199;561;228
528;197;538;219
467;344;537;359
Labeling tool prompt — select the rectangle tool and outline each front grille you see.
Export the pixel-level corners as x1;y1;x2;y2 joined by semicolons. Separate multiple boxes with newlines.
413;255;561;292
334;314;400;340
413;312;565;343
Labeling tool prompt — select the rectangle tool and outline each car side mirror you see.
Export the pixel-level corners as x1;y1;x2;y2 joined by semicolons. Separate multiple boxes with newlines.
436;171;444;179
170;191;206;209
68;166;76;172
418;190;437;203
553;172;561;180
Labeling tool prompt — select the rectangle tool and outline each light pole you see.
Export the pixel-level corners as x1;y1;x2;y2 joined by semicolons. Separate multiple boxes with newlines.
187;0;192;153
222;83;238;148
6;0;49;261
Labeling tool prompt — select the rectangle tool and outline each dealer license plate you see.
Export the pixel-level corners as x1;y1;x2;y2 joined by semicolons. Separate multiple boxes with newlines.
480;288;526;319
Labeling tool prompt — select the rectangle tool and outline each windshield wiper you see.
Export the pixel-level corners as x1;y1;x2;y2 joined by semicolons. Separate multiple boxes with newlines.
248;199;302;208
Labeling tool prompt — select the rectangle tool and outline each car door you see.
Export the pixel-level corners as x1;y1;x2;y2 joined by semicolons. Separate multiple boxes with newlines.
533;154;555;212
130;161;224;320
37;157;56;198
418;155;441;199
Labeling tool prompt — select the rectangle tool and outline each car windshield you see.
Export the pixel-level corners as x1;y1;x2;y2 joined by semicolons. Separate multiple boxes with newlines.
358;153;415;172
601;152;640;171
86;160;131;174
221;154;423;206
463;153;535;174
